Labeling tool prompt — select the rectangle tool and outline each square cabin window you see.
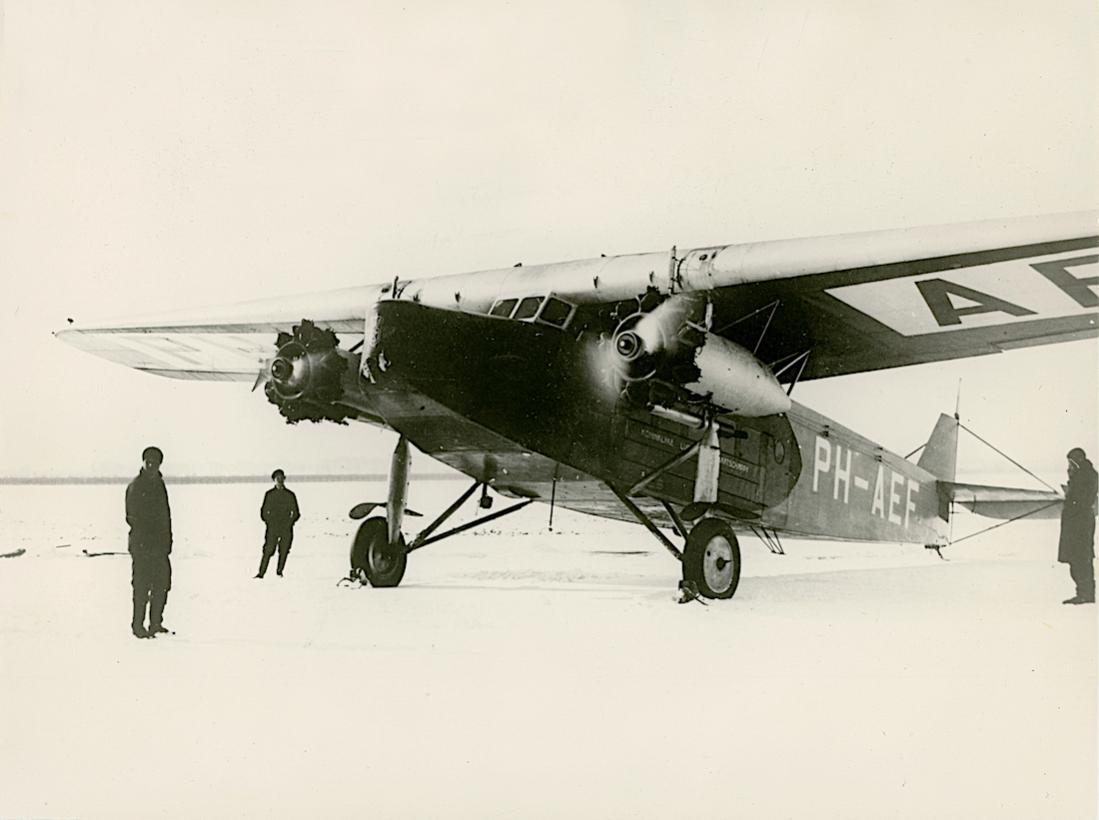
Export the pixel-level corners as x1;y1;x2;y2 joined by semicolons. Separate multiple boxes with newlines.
512;296;543;321
538;297;573;327
490;298;517;318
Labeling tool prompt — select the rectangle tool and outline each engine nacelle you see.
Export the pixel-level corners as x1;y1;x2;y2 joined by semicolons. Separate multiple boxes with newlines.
681;332;791;417
264;319;355;424
609;296;791;417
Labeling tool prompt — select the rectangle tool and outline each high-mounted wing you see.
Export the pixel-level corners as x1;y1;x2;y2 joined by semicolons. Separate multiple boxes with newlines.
680;211;1098;380
55;286;377;381
57;212;1097;385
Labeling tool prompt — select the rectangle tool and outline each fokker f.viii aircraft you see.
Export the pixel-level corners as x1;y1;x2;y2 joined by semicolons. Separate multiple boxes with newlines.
57;212;1098;599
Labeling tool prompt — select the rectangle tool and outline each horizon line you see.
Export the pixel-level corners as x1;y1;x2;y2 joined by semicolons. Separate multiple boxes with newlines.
0;472;468;486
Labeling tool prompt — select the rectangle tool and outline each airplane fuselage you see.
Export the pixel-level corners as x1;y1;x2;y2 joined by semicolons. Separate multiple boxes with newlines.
349;299;948;547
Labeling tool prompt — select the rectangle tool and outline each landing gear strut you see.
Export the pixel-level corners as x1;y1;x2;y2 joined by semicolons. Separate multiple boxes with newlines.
346;436;534;587
610;414;744;600
349;435;413;587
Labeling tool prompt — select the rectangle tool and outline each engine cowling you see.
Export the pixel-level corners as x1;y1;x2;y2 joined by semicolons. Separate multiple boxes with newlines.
678;332;791;416
608;295;791;417
264;320;354;424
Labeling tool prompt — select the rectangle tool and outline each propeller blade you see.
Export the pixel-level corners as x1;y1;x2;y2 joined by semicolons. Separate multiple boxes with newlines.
251;361;271;392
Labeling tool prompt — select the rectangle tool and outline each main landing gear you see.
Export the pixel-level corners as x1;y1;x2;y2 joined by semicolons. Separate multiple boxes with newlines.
350;517;407;587
347;436;534;587
609;414;743;600
682;518;741;599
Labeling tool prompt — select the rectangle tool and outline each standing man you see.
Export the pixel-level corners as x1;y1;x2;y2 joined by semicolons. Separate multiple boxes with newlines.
1058;447;1097;605
126;446;173;638
256;469;300;578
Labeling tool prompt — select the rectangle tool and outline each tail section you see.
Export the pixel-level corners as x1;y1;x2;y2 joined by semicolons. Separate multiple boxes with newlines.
920;410;1064;529
917;413;959;482
939;482;1063;520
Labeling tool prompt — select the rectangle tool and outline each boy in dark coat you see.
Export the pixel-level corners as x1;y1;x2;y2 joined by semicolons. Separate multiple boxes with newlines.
1059;447;1098;604
256;469;300;578
126;446;173;638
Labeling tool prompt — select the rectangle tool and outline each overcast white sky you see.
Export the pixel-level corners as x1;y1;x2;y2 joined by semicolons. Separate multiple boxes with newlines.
2;1;1097;480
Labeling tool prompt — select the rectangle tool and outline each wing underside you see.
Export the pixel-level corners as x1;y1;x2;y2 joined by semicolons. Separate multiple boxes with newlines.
55;287;374;381
691;216;1098;380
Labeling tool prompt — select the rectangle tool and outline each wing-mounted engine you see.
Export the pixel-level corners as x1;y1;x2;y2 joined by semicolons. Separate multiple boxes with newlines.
264;319;358;424
599;291;792;418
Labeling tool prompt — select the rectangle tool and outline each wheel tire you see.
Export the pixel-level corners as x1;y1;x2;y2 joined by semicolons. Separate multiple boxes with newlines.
350;517;407;588
682;518;741;599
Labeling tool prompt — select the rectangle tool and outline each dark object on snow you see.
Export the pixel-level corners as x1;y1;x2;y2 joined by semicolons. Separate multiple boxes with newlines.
1058;448;1097;603
126;447;173;636
256;472;300;578
1;548;26;559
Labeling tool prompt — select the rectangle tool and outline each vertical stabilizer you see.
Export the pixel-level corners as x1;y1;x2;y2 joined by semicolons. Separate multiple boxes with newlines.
918;413;959;482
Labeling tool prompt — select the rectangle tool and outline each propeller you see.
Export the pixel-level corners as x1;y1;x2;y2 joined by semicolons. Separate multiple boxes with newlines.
251;360;272;392
622;291;709;362
586;291;790;417
588;292;709;400
251;321;348;404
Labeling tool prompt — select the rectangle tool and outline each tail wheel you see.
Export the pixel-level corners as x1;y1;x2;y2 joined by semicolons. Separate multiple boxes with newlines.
682;518;741;599
350;516;407;587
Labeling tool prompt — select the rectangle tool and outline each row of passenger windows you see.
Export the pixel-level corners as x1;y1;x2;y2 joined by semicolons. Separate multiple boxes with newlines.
488;295;575;328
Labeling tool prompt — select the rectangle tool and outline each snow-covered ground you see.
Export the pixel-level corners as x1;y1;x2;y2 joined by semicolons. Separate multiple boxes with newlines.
1;480;1095;820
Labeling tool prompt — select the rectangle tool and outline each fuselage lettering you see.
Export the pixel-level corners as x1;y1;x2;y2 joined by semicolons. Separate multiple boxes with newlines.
812;435;922;531
888;470;905;525
871;464;885;518
813;435;831;493
905;480;920;528
834;444;852;503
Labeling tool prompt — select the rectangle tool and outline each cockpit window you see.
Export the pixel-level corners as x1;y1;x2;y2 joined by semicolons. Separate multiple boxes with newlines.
489;298;517;318
512;296;543;321
538;297;573;327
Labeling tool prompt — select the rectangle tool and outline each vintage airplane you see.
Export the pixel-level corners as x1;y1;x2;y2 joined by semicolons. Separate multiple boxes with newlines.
56;211;1098;598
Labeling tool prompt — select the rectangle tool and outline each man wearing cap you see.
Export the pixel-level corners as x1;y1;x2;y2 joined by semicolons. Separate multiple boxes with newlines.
1058;447;1098;605
126;446;173;638
256;469;301;578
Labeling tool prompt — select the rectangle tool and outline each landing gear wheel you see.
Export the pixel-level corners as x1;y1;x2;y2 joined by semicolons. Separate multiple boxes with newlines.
682;518;741;599
350;517;407;587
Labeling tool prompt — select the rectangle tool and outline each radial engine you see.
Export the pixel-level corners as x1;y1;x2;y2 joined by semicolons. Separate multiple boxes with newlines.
603;293;791;418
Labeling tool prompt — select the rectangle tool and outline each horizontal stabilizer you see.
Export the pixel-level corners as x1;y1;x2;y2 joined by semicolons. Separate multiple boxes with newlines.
941;482;1063;520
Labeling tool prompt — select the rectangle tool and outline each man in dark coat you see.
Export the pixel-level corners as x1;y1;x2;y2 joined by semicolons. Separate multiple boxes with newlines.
126;446;173;638
1058;447;1097;604
256;469;300;578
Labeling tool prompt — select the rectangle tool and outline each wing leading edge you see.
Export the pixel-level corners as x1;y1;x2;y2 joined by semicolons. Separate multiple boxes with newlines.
56;212;1098;382
55;285;378;381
